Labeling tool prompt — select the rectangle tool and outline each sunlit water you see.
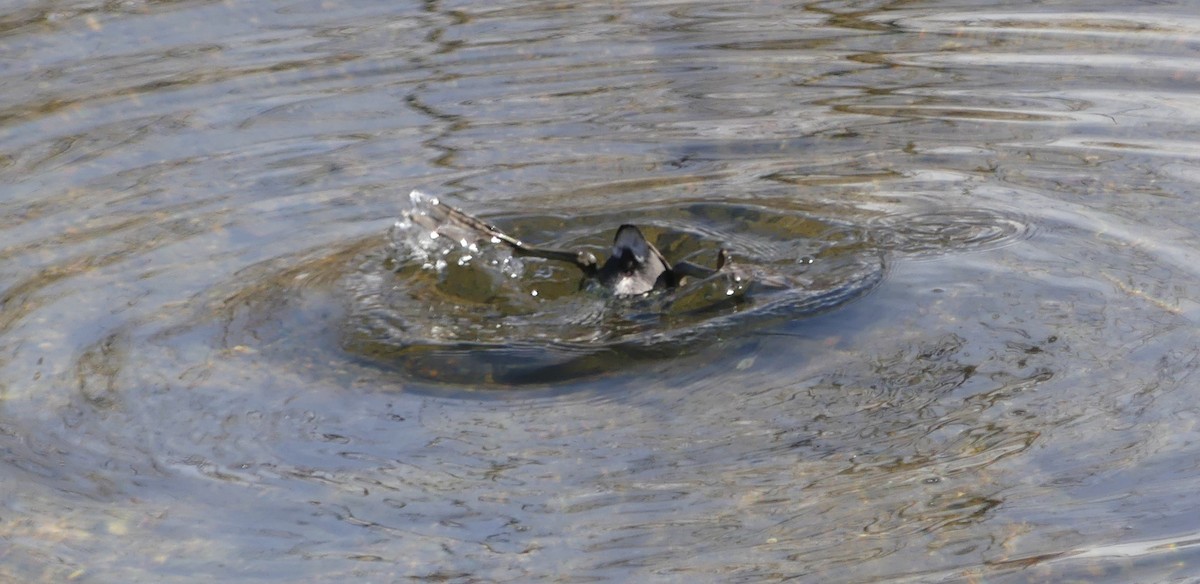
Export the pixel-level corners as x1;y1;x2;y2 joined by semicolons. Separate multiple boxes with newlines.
4;0;1200;582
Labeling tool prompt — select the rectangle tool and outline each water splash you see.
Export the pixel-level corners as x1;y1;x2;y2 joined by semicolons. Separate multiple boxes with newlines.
389;190;526;278
348;199;887;385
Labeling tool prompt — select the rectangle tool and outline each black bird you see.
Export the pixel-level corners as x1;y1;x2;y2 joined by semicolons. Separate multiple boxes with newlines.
408;197;728;296
595;224;677;296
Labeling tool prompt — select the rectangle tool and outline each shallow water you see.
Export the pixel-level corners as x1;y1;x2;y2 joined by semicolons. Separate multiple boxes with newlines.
4;0;1200;581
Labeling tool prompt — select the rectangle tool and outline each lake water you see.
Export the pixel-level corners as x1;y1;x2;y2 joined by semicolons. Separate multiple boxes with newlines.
4;0;1200;582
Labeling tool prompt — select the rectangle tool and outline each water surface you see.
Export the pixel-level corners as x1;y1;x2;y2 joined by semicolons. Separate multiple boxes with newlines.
4;0;1200;582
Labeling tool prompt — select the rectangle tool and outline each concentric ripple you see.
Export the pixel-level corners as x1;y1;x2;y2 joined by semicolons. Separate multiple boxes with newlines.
340;196;886;386
870;207;1035;259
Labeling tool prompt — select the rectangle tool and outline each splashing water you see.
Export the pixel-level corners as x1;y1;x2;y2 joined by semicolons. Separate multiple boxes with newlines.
346;193;889;385
389;190;527;278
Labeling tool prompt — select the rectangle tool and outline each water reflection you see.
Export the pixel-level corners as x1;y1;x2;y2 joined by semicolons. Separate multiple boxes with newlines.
3;0;1200;582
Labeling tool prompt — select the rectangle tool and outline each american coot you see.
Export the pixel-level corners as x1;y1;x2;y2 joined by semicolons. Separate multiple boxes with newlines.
406;195;729;297
595;224;675;296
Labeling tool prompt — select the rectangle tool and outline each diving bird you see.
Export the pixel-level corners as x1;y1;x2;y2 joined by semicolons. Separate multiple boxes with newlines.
406;196;728;296
595;224;676;296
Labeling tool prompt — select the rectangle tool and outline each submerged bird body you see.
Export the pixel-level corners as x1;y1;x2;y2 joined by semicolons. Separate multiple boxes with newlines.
596;225;676;296
408;194;726;297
